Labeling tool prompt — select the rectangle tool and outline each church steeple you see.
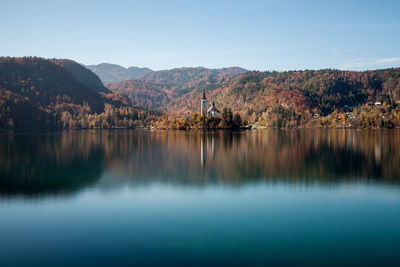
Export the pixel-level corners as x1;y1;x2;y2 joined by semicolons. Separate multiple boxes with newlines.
201;90;207;116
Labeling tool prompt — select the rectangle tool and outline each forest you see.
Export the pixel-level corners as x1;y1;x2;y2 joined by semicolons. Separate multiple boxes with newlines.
155;108;244;130
0;57;160;129
150;68;400;129
1;57;400;129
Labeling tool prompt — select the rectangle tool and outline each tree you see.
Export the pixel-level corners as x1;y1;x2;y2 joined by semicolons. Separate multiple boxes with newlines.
222;107;233;128
233;113;242;129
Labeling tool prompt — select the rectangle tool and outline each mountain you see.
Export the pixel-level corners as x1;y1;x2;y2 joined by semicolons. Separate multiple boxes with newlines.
107;79;170;110
0;57;106;112
206;68;400;114
51;59;110;93
108;66;400;128
2;57;399;129
174;68;400;128
107;66;248;110
142;67;247;87
0;57;159;129
86;63;153;84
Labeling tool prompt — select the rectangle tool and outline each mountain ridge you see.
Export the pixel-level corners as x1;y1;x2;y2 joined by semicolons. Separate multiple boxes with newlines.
107;66;400;128
51;59;110;93
1;56;400;129
0;57;107;112
0;57;159;129
107;66;248;110
86;63;153;84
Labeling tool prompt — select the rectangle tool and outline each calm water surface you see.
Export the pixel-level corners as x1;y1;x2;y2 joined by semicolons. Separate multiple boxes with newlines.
0;130;400;266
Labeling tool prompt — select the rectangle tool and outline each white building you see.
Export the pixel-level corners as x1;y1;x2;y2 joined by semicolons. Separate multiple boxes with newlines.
207;102;221;117
200;92;221;117
201;91;207;116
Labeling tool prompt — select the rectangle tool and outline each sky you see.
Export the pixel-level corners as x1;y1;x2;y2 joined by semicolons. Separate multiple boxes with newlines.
1;0;400;71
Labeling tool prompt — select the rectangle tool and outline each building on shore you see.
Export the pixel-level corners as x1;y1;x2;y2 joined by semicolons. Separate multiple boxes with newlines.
207;102;221;117
201;91;207;116
200;91;221;117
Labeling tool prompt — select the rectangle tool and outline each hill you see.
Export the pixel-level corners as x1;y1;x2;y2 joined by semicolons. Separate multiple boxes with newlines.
107;79;170;110
0;57;159;129
108;66;400;128
51;59;110;93
207;68;400;114
0;57;106;112
107;66;248;110
2;57;399;129
142;67;247;87
86;63;153;84
170;68;400;128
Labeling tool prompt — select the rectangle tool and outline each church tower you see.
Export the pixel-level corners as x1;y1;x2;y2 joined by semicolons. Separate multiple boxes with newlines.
201;91;207;116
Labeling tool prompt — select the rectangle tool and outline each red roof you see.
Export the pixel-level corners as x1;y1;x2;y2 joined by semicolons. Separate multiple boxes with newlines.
207;105;220;113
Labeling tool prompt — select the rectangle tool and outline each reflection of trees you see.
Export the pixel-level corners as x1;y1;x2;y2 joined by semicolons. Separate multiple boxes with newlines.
0;130;399;197
103;130;400;185
0;132;105;196
211;130;400;183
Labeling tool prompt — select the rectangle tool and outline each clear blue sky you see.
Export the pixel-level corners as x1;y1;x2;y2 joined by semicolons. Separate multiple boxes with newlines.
1;0;399;71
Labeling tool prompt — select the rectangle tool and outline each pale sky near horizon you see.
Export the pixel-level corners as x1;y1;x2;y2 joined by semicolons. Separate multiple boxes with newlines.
1;0;400;71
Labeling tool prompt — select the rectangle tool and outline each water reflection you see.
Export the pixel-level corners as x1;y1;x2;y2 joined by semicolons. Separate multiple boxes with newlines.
0;130;399;197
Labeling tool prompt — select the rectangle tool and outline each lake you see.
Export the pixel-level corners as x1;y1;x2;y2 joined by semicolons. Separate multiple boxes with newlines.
0;129;400;266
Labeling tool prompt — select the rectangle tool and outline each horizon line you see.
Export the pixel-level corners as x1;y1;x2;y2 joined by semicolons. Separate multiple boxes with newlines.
1;55;400;73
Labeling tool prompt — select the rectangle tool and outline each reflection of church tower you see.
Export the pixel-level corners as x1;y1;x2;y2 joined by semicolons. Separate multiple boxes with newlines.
201;91;207;116
201;136;205;168
200;134;215;169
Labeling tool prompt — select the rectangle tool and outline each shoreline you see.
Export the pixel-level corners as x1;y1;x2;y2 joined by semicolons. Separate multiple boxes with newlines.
2;126;399;134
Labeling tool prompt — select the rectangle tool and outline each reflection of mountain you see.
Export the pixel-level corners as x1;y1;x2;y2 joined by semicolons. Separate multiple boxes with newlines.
102;130;400;185
0;133;105;196
0;130;399;197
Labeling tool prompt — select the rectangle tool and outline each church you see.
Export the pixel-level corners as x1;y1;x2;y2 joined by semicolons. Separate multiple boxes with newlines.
201;91;221;117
